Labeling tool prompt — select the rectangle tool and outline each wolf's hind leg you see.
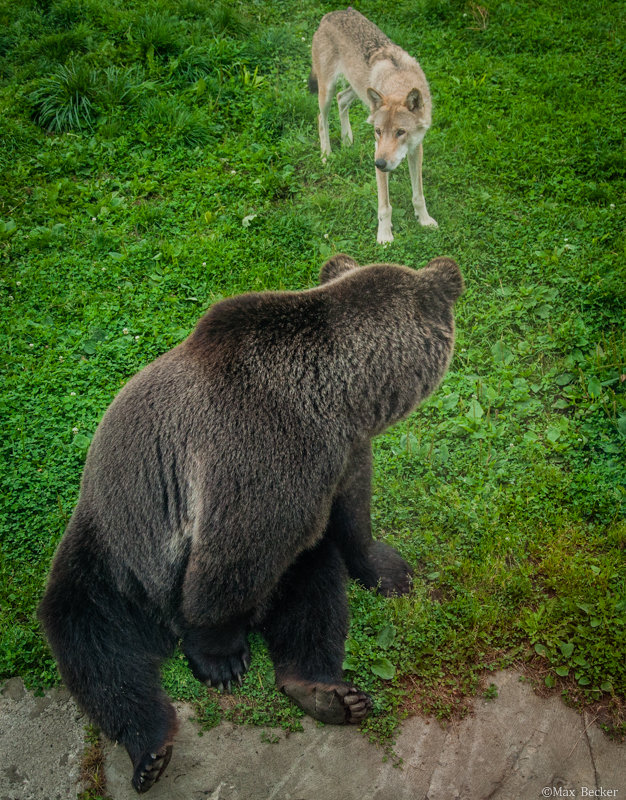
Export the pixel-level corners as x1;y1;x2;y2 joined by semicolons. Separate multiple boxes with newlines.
317;82;335;157
337;86;357;146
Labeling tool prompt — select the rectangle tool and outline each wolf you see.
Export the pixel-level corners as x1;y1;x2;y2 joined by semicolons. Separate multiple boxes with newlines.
310;8;438;243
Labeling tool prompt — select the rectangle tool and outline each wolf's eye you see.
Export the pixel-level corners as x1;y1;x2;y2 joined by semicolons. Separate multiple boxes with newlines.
375;128;381;136
396;129;406;137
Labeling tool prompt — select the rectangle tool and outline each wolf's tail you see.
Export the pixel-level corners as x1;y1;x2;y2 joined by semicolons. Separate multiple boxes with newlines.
38;515;178;789
308;70;318;94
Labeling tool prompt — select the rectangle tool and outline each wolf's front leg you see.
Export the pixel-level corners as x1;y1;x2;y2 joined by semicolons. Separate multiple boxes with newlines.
408;142;438;228
375;167;393;243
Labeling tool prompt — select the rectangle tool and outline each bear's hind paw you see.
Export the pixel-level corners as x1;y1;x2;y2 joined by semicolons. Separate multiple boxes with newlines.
282;680;372;724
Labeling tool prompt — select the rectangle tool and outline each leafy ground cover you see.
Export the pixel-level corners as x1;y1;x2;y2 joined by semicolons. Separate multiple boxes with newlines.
1;0;624;745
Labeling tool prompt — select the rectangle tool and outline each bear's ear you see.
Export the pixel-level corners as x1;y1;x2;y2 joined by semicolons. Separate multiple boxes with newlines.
424;257;465;302
319;253;360;284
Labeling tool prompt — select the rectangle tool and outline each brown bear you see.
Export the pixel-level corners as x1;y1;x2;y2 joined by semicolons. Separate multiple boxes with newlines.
39;254;463;793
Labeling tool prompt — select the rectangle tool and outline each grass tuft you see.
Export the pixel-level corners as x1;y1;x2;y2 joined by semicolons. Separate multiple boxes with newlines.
29;23;95;63
99;65;146;109
29;58;99;131
207;2;253;38
132;12;184;60
139;95;212;147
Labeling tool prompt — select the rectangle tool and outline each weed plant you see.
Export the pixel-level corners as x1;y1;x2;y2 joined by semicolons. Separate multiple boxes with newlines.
0;0;625;745
29;59;100;131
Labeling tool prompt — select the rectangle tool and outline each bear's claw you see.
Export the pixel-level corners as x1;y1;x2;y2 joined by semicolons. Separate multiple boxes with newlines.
132;745;172;794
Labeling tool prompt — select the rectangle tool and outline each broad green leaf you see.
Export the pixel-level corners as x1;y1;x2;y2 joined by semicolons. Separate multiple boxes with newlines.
466;398;484;420
600;443;622;454
587;377;602;397
73;433;91;452
491;340;512;363
546;425;561;443
0;218;17;239
370;657;395;680
442;392;459;411
376;624;396;649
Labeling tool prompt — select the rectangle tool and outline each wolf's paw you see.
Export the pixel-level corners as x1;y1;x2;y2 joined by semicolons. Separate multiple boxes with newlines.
132;745;172;794
281;680;372;724
418;213;438;228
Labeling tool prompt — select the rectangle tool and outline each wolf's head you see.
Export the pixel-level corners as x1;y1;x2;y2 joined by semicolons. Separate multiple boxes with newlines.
366;88;431;172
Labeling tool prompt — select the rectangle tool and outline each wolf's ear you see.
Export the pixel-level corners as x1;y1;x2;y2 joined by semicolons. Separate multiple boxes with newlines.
367;87;384;112
405;88;422;113
319;254;360;284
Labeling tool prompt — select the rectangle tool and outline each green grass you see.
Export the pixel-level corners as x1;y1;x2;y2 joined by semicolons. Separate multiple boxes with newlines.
1;0;624;744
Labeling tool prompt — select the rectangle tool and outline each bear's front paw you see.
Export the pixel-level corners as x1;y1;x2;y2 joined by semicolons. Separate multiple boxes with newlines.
369;541;413;597
132;745;172;794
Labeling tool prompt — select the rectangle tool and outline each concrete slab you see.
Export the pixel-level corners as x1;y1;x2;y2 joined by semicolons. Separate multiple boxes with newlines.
106;708;418;800
0;678;86;800
400;669;620;800
1;670;624;800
